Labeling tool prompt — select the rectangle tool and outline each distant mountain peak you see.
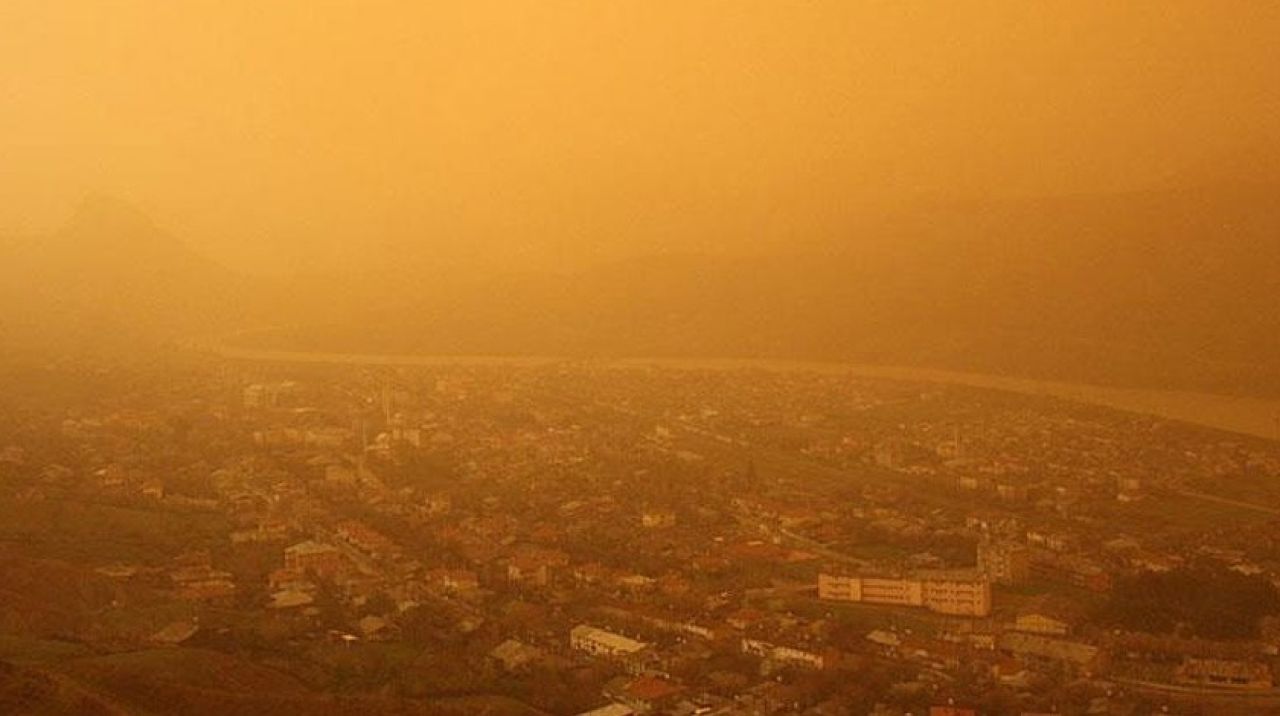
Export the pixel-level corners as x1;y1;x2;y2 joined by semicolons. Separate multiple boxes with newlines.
56;194;212;271
64;194;160;239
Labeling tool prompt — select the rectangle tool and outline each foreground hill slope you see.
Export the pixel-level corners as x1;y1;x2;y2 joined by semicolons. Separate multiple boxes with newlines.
0;652;543;716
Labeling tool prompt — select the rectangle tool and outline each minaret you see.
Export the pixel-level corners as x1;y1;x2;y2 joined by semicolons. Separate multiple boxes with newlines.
381;376;394;428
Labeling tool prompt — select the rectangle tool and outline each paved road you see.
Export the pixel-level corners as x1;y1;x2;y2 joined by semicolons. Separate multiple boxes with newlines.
1174;489;1280;518
1112;675;1280;701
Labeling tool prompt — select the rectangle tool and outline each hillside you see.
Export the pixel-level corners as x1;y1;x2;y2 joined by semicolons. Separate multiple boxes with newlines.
0;660;131;715
0;196;250;358
3;185;1277;395
0;555;129;639
247;183;1280;395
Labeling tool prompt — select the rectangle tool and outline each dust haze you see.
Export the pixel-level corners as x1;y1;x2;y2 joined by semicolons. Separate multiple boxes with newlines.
2;3;1280;715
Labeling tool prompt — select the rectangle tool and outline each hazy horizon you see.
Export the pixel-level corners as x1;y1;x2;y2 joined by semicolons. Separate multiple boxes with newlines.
4;1;1279;276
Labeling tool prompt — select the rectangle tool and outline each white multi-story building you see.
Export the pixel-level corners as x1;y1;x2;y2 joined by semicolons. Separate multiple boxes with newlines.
919;571;993;616
818;570;991;616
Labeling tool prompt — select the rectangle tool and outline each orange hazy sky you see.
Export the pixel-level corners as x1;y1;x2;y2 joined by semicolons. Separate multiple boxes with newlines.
2;1;1277;274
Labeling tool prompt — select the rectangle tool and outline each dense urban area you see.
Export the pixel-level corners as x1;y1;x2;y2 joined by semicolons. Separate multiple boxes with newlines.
3;354;1280;715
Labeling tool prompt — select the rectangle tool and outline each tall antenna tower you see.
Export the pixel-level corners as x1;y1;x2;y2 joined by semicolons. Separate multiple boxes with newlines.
381;375;393;427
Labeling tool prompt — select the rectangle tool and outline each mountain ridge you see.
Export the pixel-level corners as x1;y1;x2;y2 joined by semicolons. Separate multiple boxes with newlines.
3;184;1277;395
242;181;1280;395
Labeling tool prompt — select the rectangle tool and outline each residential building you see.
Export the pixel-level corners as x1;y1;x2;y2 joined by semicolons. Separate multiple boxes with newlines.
977;540;1030;586
740;638;826;670
1175;658;1273;690
570;625;649;660
284;540;344;577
